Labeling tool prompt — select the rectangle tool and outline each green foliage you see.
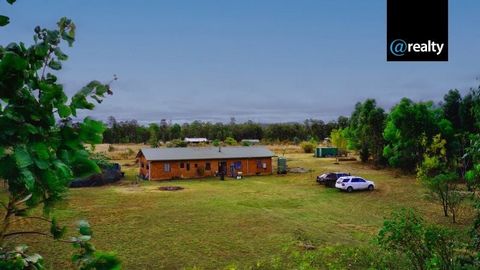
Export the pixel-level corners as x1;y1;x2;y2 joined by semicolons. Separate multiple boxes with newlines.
102;118;349;145
224;136;237;146
0;245;44;270
383;98;452;171
71;221;121;270
0;5;120;269
330;129;347;155
299;138;317;153
89;152;113;169
212;139;220;146
378;208;460;270
344;99;386;164
0;0;15;27
167;139;188;148
0;17;112;213
148;123;160;147
241;140;252;146
417;134;465;222
236;244;406;270
465;134;480;191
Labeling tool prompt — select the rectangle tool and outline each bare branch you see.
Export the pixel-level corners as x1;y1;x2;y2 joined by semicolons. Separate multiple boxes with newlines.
3;231;74;243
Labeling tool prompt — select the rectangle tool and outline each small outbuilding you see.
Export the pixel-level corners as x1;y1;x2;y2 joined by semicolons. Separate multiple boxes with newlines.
137;146;274;180
314;147;338;158
184;137;208;144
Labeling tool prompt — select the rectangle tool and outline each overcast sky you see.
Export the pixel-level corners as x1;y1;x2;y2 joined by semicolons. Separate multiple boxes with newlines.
1;0;479;124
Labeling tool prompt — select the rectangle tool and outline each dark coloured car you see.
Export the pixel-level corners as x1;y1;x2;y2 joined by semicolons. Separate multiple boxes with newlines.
316;172;351;187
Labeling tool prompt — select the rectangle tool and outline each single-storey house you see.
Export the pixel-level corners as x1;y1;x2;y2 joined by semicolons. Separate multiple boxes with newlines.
137;146;274;180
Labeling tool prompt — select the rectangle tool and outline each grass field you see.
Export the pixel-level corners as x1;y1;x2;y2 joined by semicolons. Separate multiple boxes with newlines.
11;146;473;269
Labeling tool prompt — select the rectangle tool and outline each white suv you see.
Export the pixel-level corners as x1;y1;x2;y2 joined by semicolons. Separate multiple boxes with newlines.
335;176;375;192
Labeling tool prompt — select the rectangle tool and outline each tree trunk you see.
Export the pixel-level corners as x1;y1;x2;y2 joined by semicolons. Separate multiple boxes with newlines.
0;199;14;246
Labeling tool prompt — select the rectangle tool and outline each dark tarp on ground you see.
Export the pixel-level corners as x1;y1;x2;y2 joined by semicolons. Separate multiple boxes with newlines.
70;163;124;188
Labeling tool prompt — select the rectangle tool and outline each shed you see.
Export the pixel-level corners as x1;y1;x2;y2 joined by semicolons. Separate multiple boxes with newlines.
314;147;338;158
184;137;208;143
137;146;274;180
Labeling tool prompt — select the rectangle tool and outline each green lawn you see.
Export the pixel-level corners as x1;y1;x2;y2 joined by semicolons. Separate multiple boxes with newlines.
14;153;468;269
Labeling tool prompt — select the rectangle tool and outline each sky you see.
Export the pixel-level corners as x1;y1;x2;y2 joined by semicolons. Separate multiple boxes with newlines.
1;0;479;124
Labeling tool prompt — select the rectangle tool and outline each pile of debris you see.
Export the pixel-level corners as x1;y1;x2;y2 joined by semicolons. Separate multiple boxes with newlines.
70;163;124;188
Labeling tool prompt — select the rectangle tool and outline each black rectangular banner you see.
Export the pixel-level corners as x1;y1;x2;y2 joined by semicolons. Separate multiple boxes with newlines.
387;0;448;61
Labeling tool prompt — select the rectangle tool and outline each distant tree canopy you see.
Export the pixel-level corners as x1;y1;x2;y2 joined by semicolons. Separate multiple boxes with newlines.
101;117;347;145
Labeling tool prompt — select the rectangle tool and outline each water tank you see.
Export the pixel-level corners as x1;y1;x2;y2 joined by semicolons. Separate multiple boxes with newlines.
277;157;287;174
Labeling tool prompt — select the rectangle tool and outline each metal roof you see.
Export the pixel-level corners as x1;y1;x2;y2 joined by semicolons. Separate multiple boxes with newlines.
184;137;208;142
139;146;275;161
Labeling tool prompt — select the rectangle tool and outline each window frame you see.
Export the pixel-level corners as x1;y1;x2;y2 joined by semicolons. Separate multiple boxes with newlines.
163;162;171;172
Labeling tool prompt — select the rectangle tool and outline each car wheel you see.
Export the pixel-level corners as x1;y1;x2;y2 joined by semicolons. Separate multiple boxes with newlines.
346;186;353;193
368;185;374;191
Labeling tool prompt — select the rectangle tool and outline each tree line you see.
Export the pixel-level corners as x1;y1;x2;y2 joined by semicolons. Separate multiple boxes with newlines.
102;117;348;145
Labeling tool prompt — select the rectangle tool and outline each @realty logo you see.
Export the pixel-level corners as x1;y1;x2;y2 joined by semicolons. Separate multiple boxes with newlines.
389;39;445;57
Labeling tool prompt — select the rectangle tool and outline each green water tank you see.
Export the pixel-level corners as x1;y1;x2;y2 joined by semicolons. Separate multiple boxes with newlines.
315;147;338;157
277;157;287;174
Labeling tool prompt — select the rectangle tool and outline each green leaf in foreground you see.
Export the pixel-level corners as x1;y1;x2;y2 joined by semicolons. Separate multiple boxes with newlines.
0;15;9;26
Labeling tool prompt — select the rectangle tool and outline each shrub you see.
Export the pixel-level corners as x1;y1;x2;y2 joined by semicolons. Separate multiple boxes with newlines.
224;137;237;145
241;141;252;146
378;208;460;270
167;139;188;148
240;244;406;270
300;140;317;153
108;144;115;152
212;139;220;146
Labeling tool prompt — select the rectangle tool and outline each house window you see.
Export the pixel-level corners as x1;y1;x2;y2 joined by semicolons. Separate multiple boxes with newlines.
205;162;211;171
164;163;171;172
180;162;184;169
146;163;149;170
194;163;198;168
234;161;242;170
256;160;262;169
186;163;190;171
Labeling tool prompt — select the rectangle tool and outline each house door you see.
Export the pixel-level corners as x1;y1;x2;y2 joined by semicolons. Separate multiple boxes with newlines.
218;161;227;175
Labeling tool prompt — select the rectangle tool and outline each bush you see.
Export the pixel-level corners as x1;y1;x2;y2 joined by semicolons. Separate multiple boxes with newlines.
224;137;237;146
378;208;460;270
167;139;188;148
300;140;317;153
241;141;252;146
212;139;220;146
90;152;113;168
236;244;406;270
